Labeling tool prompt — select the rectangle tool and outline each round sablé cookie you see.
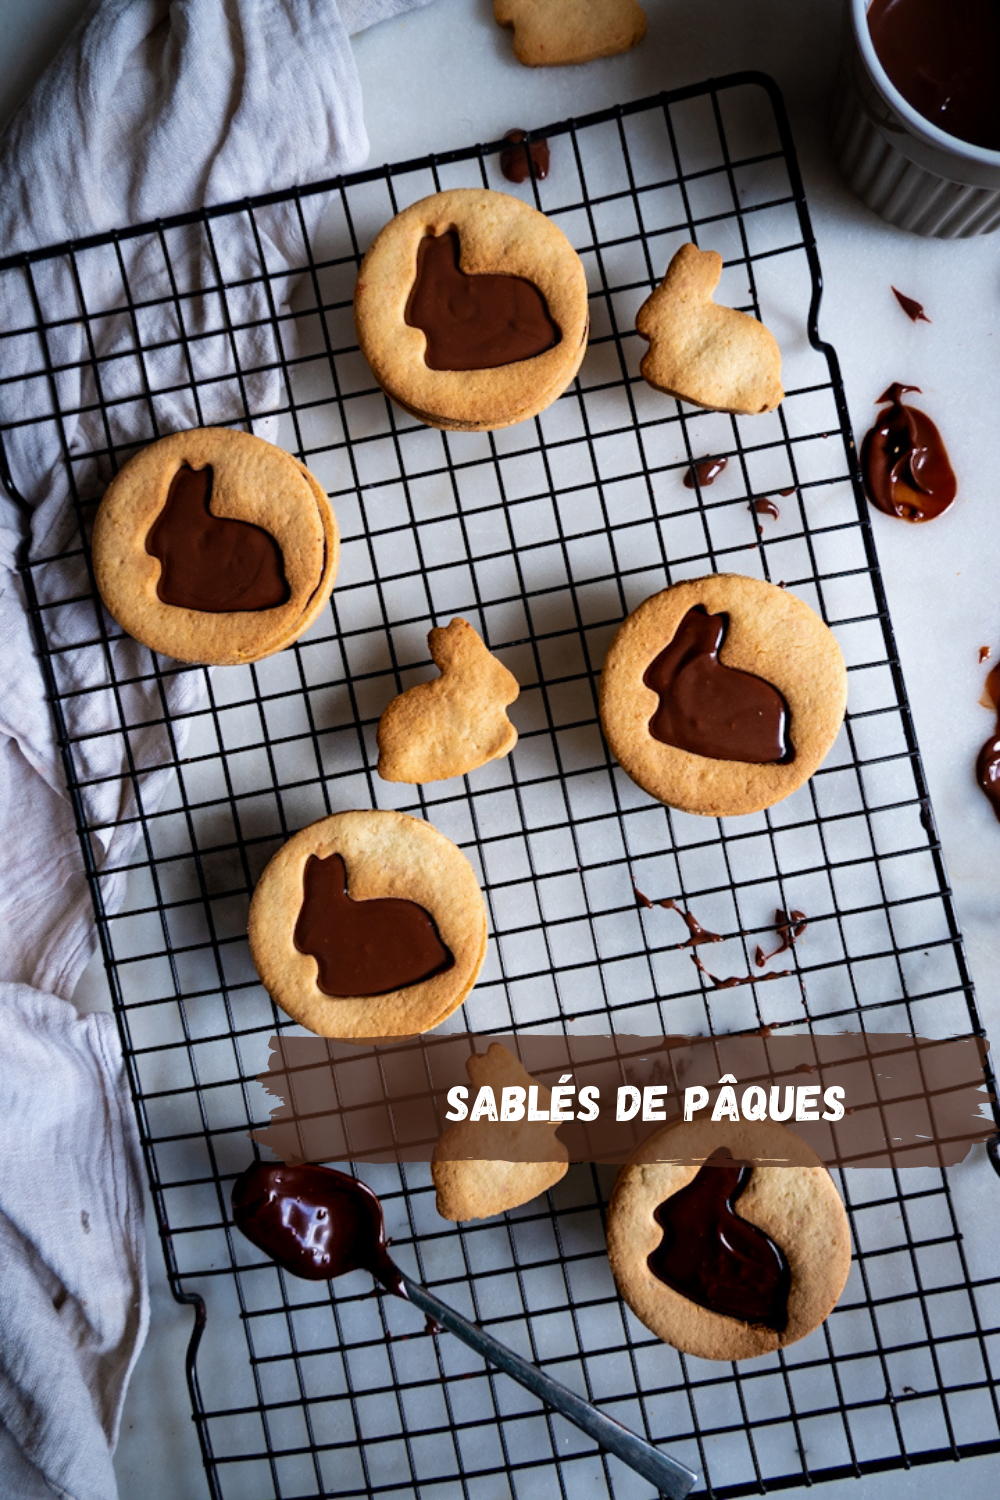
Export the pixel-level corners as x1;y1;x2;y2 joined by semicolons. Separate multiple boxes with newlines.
599;574;847;817
92;427;338;665
606;1116;852;1361
353;188;589;431
248;810;487;1040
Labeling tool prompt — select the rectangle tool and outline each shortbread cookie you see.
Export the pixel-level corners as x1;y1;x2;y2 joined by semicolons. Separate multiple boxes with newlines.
599;575;847;817
92;428;338;665
432;1044;569;1221
607;1117;852;1360
354;188;589;431
636;244;784;415
248;811;487;1039
378;618;519;783
494;0;647;65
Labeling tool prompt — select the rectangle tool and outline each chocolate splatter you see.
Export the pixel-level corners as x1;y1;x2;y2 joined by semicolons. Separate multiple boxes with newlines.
755;909;808;967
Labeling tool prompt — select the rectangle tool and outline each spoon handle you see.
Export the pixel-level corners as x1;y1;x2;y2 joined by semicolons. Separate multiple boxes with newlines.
400;1273;698;1498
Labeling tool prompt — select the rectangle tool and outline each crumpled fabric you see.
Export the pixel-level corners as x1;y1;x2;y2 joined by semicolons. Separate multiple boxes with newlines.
0;1;433;1496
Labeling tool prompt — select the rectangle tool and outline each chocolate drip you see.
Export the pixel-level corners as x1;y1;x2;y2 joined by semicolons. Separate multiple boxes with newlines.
977;659;1000;823
648;1148;790;1329
643;606;793;764
868;0;1000;151
684;455;727;489
861;383;956;523
294;853;454;997
975;735;1000;822
891;286;930;324
691;951;790;990
231;1161;405;1294
405;231;559;371
145;464;290;612
661;897;722;948
980;646;992;665
755;909;808;967
752;498;780;521
981;661;1000;711
500;129;550;184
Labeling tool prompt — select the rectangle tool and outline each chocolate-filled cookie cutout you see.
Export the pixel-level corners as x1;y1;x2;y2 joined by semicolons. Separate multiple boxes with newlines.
861;383;956;523
146;464;290;612
643;606;792;764
231;1161;403;1293
648;1147;790;1330
405;231;559;371
294;852;454;997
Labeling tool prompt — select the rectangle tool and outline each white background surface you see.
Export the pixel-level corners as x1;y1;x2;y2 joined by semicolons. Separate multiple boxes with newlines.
2;2;999;1497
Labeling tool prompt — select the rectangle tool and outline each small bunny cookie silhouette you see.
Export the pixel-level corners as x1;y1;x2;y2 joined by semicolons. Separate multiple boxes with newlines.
378;618;519;783
636;243;784;415
494;0;647;66
432;1044;569;1221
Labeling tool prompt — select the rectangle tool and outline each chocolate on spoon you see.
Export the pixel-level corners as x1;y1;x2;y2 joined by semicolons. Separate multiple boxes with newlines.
231;1160;697;1498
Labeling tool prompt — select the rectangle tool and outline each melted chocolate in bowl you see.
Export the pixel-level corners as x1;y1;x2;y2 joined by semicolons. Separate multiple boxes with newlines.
232;1161;404;1294
146;464;290;612
648;1147;791;1330
643;606;793;764
867;0;1000;152
294;852;454;998
860;383;956;522
405;231;559;371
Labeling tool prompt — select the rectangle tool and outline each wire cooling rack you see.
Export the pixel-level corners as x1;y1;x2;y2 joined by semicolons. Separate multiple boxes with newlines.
3;72;999;1500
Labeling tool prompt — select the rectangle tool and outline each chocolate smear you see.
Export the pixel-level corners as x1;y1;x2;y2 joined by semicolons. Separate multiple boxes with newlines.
146;464;290;613
980;660;1000;711
861;382;956;523
691;951;791;990
294;852;454;997
684;455;728;490
755;908;808;967
231;1161;405;1295
752;497;780;522
405;230;559;371
643;605;793;764
661;897;723;948
891;287;931;324
648;1147;790;1329
977;668;1000;823
500;129;550;184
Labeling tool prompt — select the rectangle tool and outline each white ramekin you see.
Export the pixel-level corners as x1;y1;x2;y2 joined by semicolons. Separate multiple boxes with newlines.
831;0;1000;236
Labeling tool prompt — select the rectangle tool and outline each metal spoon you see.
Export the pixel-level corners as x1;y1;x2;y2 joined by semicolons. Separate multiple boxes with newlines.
232;1161;699;1498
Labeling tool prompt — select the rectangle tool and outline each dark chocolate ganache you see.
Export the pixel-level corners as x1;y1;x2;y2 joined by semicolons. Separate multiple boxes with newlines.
294;852;454;997
405;231;559;371
145;464;290;612
868;0;1000;152
860;382;956;523
643;606;793;764
231;1160;404;1294
648;1147;791;1330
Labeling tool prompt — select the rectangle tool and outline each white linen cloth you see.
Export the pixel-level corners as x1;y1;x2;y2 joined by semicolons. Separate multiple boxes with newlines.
0;2;432;1496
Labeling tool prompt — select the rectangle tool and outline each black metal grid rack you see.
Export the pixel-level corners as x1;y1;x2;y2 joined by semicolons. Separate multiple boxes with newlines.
3;72;999;1500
